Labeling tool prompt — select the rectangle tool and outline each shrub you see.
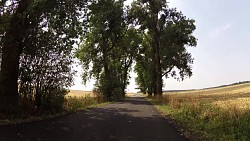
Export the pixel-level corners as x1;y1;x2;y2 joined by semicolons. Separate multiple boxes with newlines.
37;87;67;114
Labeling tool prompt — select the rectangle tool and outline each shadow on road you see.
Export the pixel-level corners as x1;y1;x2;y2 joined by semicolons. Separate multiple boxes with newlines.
119;97;152;106
0;97;188;141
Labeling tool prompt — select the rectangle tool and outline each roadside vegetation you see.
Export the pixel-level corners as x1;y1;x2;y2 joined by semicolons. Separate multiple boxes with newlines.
150;82;250;141
0;90;105;125
65;90;106;112
1;0;196;119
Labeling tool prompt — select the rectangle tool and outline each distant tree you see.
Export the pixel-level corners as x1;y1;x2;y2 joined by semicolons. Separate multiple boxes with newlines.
119;28;142;97
134;33;155;96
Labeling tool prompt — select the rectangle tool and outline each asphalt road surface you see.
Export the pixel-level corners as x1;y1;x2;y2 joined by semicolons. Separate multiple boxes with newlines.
0;96;188;141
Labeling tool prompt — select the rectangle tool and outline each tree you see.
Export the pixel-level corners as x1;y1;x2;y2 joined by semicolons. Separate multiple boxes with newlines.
130;0;164;95
119;28;142;97
0;0;33;114
131;0;197;96
0;0;86;114
77;0;141;101
19;22;76;113
160;8;197;81
134;33;154;96
77;0;125;101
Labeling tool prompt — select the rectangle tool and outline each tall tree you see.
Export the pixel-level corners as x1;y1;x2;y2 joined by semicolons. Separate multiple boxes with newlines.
0;0;32;114
0;0;86;114
131;0;197;96
77;0;125;101
77;0;141;101
130;0;166;95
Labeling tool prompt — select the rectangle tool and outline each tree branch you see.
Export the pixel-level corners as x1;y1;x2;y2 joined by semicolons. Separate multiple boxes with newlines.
162;67;173;77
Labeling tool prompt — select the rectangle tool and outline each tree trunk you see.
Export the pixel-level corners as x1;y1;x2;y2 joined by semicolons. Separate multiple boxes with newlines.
151;37;157;96
148;86;152;98
122;71;127;98
150;2;163;96
0;0;30;114
151;67;157;96
0;39;21;113
154;26;162;95
103;61;110;101
155;46;162;95
102;45;112;101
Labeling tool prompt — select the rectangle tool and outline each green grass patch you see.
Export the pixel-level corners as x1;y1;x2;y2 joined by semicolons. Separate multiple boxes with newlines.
149;98;250;141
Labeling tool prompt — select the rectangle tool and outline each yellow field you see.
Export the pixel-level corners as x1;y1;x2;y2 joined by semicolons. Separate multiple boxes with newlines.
67;90;137;98
164;83;250;110
67;90;93;97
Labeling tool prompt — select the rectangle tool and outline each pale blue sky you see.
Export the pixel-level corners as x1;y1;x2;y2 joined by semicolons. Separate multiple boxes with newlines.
71;0;250;92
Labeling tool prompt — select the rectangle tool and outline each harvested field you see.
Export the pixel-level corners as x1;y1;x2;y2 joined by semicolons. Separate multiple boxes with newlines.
67;90;93;98
164;83;250;110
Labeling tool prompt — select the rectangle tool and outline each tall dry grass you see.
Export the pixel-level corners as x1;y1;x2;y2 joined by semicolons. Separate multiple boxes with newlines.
152;83;250;141
65;90;105;111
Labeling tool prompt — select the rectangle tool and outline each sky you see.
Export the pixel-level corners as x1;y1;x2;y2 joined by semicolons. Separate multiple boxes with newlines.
71;0;250;92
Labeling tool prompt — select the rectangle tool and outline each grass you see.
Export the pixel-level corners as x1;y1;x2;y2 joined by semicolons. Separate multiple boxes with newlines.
150;83;250;141
64;91;105;111
0;90;106;125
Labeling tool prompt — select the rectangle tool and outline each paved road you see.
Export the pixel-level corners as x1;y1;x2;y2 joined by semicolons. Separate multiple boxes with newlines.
0;97;188;141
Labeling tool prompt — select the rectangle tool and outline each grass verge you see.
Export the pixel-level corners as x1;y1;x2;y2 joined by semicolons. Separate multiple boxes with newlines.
149;97;250;141
0;95;108;125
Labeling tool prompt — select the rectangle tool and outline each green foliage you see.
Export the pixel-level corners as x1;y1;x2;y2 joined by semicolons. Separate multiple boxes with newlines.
1;0;197;116
159;8;197;80
134;34;154;94
0;0;87;115
93;64;124;101
17;0;86;114
131;0;197;95
38;88;68;114
77;0;140;101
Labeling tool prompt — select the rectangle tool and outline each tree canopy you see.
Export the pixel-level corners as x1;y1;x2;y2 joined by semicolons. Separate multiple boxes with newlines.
0;0;197;116
130;0;197;96
76;0;141;101
0;0;87;115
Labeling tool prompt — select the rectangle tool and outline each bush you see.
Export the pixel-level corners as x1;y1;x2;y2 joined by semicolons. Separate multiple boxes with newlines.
35;87;67;115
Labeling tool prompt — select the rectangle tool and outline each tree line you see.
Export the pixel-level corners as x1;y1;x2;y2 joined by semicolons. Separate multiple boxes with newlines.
76;0;197;99
0;0;197;116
